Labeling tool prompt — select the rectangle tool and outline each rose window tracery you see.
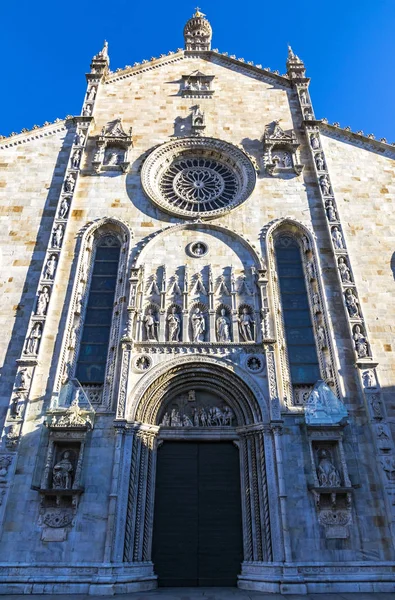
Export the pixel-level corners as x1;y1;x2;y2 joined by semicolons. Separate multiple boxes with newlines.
141;138;256;218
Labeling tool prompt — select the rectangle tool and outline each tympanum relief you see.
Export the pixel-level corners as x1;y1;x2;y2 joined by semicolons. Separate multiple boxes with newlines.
159;390;236;427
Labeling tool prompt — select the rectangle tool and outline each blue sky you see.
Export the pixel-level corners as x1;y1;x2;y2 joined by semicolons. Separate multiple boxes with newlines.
1;0;394;140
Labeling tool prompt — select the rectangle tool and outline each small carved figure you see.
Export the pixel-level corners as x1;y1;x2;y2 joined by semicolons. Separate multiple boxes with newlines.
363;370;375;388
144;308;158;341
306;260;315;280
64;173;75;193
170;409;182;427
71;150;81;169
107;151;120;166
52;451;73;490
193;242;205;256
24;322;42;354
216;308;231;342
191;307;205;342
52;224;64;249
317;449;341;487
58;197;70;219
310;134;320;150
167;307;180;342
43;254;57;280
377;424;390;440
317;325;326;350
320;175;331;196
238;307;255;341
338;257;352;283
304;108;313;120
182;414;193;427
18;368;29;389
223;406;234;426
10;395;20;418
36;287;50;316
345;288;360;318
300;90;308;104
83;105;92;117
370;394;382;418
331;226;344;250
353;325;368;358
326;200;337;221
75;129;85;146
302;236;310;253
313;292;321;314
315;154;325;171
93;148;103;163
69;327;77;350
161;412;170;426
87;86;96;101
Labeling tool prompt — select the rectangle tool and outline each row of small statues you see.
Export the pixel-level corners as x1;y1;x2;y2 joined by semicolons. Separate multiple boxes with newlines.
161;406;235;427
144;306;255;342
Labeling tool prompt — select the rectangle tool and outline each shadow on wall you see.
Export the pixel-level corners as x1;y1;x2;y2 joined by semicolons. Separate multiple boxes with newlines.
390;251;395;281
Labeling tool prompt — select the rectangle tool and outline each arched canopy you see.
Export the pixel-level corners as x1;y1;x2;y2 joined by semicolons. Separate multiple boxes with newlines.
128;356;268;425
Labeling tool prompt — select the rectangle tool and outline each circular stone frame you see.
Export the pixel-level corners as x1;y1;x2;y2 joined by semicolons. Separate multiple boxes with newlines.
133;354;153;373
188;241;209;258
141;137;257;219
245;355;265;374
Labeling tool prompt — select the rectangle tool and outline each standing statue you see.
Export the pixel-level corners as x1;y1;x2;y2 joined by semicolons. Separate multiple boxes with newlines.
238;307;255;342
75;129;85;146
43;255;57;279
300;90;308;104
353;325;368;358
338;257;352;283
331;226;344;249
24;322;42;355
345;288;360;318
64;173;75;193
167;307;180;342
71;150;81;169
310;134;320;150
317;449;341;487
36;287;50;316
317;325;326;350
306;260;315;280
58;197;70;219
320;175;331;196
143;308;158;341
312;292;321;314
87;86;96;101
83;105;92;117
52;224;64;249
191;307;205;342
52;451;74;490
326;200;337;221
315;154;325;171
216;308;231;342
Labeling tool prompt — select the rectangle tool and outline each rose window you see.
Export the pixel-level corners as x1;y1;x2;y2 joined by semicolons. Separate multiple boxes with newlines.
141;138;256;218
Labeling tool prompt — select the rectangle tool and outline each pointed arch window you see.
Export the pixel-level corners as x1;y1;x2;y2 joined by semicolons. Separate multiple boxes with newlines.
75;236;121;385
275;236;320;385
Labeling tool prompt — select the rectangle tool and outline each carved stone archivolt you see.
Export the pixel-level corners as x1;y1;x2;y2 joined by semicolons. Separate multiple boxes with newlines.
141;137;256;218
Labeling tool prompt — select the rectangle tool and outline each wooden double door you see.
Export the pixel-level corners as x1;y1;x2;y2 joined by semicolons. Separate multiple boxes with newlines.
152;441;243;587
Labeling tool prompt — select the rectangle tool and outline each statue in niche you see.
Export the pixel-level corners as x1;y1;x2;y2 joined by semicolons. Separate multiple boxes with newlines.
167;307;180;342
52;451;74;490
370;394;382;418
64;173;75;193
338;257;352;283
83;105;92;117
315;154;325;171
36;287;50;316
272;151;292;169
306;260;315;281
345;288;360;318
216;308;231;342
304;108;313;120
238;308;255;341
302;236;311;253
363;370;375;388
93;148;103;163
71;150;81;169
317;325;327;350
74;129;85;146
43;254;57;280
52;224;64;249
320;175;331;196
310;134;320;150
317;449;341;487
331;226;344;249
143;308;158;341
18;368;29;389
87;86;96;101
191;307;205;342
353;325;368;358
300;90;308;104
312;292;321;314
24;322;42;354
326;200;337;221
58;197;70;219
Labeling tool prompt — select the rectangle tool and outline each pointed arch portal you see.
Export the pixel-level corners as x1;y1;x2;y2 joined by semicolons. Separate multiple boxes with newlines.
118;359;274;587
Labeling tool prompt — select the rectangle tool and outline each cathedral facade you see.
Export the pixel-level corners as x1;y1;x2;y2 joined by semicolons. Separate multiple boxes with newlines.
0;10;395;595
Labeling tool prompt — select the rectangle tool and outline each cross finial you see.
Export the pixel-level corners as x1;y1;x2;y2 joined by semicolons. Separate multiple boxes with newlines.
194;6;205;17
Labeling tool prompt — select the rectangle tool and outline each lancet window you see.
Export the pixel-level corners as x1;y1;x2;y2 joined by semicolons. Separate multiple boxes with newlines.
275;237;320;385
75;236;121;385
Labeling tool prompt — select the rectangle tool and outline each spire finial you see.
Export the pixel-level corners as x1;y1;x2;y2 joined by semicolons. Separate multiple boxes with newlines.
194;6;205;17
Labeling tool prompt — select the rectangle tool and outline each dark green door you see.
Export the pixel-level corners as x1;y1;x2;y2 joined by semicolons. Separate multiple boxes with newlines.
152;441;243;587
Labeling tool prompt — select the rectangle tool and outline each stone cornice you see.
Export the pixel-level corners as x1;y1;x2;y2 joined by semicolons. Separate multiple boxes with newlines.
318;121;395;157
104;48;291;89
0;119;71;150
